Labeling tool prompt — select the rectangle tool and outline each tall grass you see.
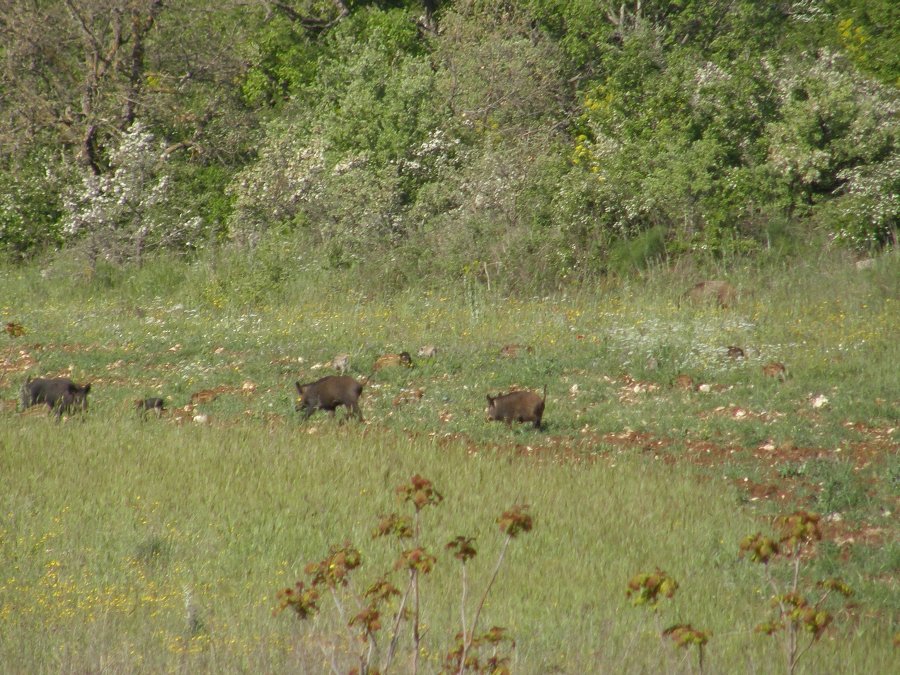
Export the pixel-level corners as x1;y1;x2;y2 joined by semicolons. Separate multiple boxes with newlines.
1;248;897;672
1;420;892;673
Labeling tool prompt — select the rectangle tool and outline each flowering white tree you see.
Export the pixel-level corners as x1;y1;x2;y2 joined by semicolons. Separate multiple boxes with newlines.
63;121;201;268
766;51;899;247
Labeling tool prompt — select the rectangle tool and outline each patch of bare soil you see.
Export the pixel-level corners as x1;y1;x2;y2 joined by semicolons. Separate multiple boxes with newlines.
0;346;38;376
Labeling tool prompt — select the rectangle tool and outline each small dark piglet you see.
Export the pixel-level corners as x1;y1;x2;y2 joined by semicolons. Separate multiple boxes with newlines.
295;375;364;422
136;397;166;417
20;377;91;419
486;385;547;430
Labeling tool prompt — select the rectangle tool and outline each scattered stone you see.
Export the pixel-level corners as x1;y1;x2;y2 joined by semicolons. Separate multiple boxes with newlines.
811;394;829;409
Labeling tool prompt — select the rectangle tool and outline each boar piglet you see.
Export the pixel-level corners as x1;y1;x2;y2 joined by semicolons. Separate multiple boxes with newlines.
136;397;166;418
20;377;91;419
373;351;413;371
295;375;364;422
486;385;547;430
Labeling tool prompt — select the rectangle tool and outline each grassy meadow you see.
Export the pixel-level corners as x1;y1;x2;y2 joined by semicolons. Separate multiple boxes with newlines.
1;249;898;673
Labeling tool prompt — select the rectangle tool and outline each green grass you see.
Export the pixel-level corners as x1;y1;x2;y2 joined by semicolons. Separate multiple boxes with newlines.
0;249;897;672
0;421;891;673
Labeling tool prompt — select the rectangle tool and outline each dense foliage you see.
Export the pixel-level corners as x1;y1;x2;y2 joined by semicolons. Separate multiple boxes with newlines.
0;0;896;288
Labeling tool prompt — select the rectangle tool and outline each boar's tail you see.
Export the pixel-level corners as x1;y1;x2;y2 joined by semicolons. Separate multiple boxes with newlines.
542;384;548;401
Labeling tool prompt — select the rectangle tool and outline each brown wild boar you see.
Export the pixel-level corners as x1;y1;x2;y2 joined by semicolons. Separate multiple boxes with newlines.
673;374;695;390
190;389;219;404
486;385;547;430
686;280;737;308
727;346;745;359
295;375;364;422
330;353;351;374
373;351;413;371
19;376;91;419
762;362;788;381
136;397;166;418
499;344;534;358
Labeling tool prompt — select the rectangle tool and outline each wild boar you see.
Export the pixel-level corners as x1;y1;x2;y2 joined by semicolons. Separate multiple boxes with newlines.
190;389;218;404
136;397;166;418
499;344;534;358
373;351;413;371
673;374;695;390
331;353;351;374
20;377;91;419
486;385;547;430
727;346;745;359
686;280;737;309
295;375;364;422
417;345;438;358
762;362;788;381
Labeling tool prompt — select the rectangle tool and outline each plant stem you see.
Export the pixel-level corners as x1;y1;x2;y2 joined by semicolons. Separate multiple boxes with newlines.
460;562;469;645
459;534;511;675
383;574;413;672
413;567;420;675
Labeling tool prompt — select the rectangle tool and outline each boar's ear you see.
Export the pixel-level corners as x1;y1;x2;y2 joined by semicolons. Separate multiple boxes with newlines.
295;381;304;395
486;395;494;405
83;383;91;394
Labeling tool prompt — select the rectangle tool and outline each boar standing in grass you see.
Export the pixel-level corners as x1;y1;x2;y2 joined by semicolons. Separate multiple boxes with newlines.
486;385;547;430
136;397;165;418
762;362;789;381
686;280;737;308
330;353;351;374
373;351;413;371
295;376;364;422
19;377;91;419
499;343;534;358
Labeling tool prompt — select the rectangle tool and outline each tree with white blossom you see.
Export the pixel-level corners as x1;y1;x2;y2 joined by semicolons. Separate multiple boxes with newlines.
63;121;203;270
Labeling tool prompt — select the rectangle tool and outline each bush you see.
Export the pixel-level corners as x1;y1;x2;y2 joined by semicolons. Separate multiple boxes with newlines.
0;152;69;260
